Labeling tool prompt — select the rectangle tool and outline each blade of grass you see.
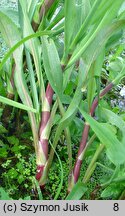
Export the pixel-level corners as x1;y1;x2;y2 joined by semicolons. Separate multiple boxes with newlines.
63;0;76;61
0;96;37;113
42;36;63;100
19;0;45;102
0;31;53;72
25;49;39;118
34;177;43;200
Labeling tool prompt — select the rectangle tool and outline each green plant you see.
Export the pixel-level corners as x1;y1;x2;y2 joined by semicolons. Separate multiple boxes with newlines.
0;0;125;200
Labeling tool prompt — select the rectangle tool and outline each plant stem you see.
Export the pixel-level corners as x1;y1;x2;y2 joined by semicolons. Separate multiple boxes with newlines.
68;82;113;190
81;134;96;160
36;83;53;184
90;82;113;116
36;52;66;187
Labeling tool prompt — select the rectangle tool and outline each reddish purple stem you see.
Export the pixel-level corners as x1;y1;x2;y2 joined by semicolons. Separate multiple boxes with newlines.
72;82;113;184
36;84;54;183
73;159;83;183
90;82;113;116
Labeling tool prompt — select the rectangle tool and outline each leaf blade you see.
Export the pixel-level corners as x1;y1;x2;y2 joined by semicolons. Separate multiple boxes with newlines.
42;37;63;99
66;181;87;200
0;96;37;113
79;108;125;165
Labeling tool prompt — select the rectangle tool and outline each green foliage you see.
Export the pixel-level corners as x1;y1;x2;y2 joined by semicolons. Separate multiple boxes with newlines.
66;181;87;200
0;96;37;113
101;183;123;199
0;0;125;200
44;160;68;200
0;130;36;199
0;187;12;200
79;108;125;166
42;36;63;100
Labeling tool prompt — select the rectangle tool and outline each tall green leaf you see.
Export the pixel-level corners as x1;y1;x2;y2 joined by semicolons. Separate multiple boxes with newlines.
0;96;36;113
63;0;76;60
0;11;38;150
46;60;89;173
42;36;63;100
75;0;91;34
0;11;31;106
25;50;39;114
18;0;43;94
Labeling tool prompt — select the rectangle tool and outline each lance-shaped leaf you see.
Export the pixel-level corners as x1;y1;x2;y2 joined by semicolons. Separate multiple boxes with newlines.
0;96;36;113
69;19;125;69
0;11;38;150
101;108;125;143
33;0;44;24
102;108;125;133
18;0;42;87
25;50;39;113
42;36;63;100
47;0;60;21
75;0;91;34
79;109;125;166
63;0;76;59
0;11;33;108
